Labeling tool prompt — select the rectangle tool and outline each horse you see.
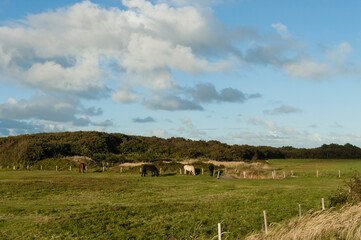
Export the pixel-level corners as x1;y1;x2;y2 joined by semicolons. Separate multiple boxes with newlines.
79;163;86;173
184;165;196;175
141;164;159;177
209;164;215;176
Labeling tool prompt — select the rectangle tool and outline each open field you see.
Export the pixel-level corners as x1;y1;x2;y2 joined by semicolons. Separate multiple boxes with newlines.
1;159;361;239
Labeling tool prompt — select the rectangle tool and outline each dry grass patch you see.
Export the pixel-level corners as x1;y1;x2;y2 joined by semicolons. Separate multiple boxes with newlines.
246;204;361;240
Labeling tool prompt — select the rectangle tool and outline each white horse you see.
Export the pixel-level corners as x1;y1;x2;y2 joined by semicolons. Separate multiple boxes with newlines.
184;165;196;176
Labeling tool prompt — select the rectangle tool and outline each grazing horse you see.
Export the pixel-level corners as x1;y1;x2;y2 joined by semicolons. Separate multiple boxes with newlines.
141;164;159;177
184;165;196;175
79;163;86;173
209;164;215;176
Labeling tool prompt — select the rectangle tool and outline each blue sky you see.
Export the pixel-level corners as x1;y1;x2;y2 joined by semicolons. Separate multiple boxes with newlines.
1;0;361;148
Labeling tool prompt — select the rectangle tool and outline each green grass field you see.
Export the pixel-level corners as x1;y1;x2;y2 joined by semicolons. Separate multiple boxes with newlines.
1;159;360;239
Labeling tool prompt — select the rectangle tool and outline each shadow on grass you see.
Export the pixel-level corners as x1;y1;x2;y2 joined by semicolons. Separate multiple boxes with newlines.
160;173;177;177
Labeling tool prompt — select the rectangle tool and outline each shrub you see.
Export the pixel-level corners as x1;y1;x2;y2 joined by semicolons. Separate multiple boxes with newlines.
329;171;361;207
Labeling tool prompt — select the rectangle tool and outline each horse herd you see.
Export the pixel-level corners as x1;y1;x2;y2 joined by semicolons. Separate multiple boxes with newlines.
141;164;215;177
77;163;215;177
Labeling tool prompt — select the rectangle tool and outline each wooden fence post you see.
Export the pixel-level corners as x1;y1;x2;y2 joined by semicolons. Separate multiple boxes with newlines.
291;170;294;176
338;170;341;178
243;171;246;179
41;165;43;170
69;166;72;171
120;167;122;173
218;223;222;240
13;166;16;170
202;168;204;175
179;168;182;174
322;198;325;210
217;171;220;179
160;168;162;174
263;210;268;234
56;166;58;171
27;165;29;170
283;171;286;179
103;166;105;172
298;204;302;218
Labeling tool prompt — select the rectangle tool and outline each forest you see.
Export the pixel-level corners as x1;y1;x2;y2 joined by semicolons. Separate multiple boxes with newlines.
1;131;361;166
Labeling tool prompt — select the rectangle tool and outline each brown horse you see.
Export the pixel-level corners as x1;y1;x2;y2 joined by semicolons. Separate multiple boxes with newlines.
141;164;159;177
79;163;86;173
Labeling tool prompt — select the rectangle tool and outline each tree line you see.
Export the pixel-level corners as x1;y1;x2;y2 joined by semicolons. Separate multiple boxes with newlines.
0;131;361;166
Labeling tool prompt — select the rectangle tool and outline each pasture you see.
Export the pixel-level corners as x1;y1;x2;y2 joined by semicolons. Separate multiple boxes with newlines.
0;159;360;239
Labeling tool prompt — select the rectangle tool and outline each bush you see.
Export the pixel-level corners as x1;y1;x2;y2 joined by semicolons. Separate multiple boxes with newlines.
329;172;361;207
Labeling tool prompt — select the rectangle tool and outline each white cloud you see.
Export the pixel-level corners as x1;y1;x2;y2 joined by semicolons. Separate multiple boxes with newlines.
284;60;331;80
263;105;302;115
112;86;142;103
178;117;206;139
271;23;290;38
0;0;233;98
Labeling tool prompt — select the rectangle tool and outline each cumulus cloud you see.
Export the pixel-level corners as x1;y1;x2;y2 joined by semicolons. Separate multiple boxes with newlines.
271;23;290;39
191;83;261;103
263;105;301;115
0;96;78;122
133;116;155;123
112;86;142;103
0;1;233;96
144;95;203;111
178;117;206;139
152;129;171;138
0;118;64;137
0;95;109;131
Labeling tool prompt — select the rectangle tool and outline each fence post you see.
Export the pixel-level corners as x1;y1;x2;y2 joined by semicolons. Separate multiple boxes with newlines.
243;171;246;179
218;223;222;240
179;168;182;174
160;168;162;174
120;167;122;173
202;168;204;175
291;170;294;176
338;170;341;178
69;166;72;171
103;166;105;172
41;165;43;170
263;210;268;234
56;166;58;171
322;198;325;210
13;166;16;170
283;171;286;179
217;171;220;179
272;171;275;179
298;204;302;218
27;165;29;170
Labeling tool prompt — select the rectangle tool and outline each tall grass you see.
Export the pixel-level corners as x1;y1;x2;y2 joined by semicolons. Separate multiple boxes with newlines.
246;204;361;240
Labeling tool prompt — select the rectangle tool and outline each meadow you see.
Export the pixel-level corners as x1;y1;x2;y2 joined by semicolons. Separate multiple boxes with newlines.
1;159;360;239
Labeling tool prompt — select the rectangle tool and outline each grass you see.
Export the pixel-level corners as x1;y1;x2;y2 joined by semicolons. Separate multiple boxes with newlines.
246;203;361;240
1;159;361;239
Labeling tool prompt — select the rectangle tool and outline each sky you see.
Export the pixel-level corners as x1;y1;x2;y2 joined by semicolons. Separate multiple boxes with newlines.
1;0;361;148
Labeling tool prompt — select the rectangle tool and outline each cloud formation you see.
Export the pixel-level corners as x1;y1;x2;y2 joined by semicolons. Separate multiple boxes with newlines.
263;105;301;115
133;116;156;123
191;83;261;103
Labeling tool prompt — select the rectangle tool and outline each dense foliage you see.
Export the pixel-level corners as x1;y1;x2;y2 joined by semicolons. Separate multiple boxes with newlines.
0;131;361;166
